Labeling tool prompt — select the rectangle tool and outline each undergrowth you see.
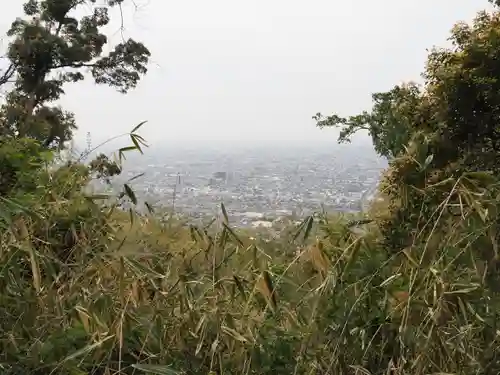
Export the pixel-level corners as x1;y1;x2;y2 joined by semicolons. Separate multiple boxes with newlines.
0;144;499;374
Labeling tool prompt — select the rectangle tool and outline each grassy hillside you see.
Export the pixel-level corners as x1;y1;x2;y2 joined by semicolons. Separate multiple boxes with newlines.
0;171;498;374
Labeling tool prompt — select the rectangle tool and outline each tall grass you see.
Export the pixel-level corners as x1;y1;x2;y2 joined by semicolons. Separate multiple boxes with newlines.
1;187;499;374
1;133;500;374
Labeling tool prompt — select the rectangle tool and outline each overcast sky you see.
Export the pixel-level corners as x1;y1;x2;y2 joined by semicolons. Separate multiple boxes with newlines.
0;1;492;147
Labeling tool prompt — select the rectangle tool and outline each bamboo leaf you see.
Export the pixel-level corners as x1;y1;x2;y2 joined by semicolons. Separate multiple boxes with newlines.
127;172;145;182
60;335;114;363
259;270;277;310
221;202;229;224
132;364;182;375
303;215;314;241
221;326;248;342
130;134;143;154
130;209;136;226
84;194;110;201
124;184;137;205
422;154;434;169
233;275;247;299
130;120;148;134
132;133;148;144
223;222;244;247
379;273;402;288
292;218;307;242
145;201;154;214
119;146;137;153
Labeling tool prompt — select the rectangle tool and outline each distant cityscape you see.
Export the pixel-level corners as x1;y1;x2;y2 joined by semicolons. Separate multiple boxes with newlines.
94;142;387;227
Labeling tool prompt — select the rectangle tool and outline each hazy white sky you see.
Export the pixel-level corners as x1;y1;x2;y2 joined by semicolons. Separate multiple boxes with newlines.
0;1;492;147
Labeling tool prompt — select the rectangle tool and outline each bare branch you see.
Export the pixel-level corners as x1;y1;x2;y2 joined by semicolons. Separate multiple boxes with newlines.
0;63;15;87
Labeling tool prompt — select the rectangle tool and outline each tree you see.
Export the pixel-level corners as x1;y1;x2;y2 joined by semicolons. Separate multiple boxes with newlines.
381;3;500;290
313;82;424;160
316;0;500;163
420;10;500;174
316;7;500;370
0;0;150;150
317;1;500;300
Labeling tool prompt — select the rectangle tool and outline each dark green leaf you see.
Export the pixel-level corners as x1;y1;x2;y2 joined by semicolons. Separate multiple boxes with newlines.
119;146;137;153
302;215;314;241
233;275;246;299
221;202;229;224
130;120;147;134
130;134;143;154
223;222;244;246
145;201;154;214
127;172;145;182
124;184;137;205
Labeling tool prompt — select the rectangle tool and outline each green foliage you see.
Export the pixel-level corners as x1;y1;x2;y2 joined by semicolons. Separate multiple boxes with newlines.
0;0;150;149
315;1;500;166
89;153;122;183
0;0;150;261
0;137;49;197
2;203;499;374
317;2;500;264
314;82;422;159
311;2;500;373
377;7;500;260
